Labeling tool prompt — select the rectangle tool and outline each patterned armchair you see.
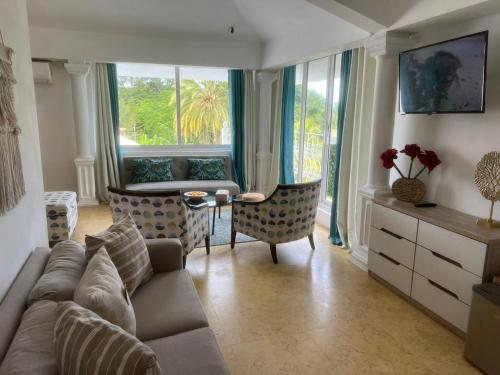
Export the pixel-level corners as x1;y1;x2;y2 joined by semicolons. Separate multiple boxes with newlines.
231;180;321;263
108;187;209;267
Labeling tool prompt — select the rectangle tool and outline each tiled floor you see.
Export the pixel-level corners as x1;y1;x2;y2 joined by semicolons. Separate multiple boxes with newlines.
73;205;479;374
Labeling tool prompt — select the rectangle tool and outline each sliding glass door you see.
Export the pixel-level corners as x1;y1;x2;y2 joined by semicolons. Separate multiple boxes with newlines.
293;54;342;204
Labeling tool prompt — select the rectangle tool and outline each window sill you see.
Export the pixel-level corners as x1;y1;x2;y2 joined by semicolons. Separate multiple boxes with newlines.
121;144;232;157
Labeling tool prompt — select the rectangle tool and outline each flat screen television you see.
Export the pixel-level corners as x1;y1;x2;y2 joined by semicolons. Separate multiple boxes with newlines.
399;31;488;114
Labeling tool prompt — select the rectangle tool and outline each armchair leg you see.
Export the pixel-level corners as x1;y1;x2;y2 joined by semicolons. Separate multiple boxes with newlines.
270;244;278;264
230;230;236;249
308;233;315;250
205;236;210;255
182;255;187;269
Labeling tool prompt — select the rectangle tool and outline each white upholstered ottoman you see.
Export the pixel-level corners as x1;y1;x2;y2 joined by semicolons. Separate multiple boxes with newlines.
44;191;78;243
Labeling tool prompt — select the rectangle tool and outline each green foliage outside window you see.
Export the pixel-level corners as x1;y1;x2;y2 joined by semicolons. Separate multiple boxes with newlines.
118;76;229;145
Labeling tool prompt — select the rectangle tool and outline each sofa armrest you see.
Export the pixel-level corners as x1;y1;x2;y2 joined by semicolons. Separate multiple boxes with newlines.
145;239;183;273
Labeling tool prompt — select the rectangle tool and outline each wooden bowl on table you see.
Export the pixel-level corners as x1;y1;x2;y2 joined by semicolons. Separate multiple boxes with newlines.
184;191;208;203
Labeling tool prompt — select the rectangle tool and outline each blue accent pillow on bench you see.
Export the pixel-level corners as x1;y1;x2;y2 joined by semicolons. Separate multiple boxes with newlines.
131;158;174;183
188;158;226;180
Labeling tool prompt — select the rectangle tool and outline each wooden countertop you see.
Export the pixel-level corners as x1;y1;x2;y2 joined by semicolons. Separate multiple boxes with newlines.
373;197;500;245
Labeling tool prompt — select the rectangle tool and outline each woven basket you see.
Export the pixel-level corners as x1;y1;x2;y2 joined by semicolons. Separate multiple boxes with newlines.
392;178;426;203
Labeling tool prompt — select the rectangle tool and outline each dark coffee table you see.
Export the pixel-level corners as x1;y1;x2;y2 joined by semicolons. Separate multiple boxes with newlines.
205;193;233;235
183;192;233;235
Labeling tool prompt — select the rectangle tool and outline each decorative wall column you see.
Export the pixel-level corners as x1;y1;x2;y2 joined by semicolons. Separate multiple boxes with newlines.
256;72;277;193
352;31;411;270
64;62;98;206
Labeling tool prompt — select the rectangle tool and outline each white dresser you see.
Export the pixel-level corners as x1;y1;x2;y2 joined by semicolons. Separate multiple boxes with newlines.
368;198;500;336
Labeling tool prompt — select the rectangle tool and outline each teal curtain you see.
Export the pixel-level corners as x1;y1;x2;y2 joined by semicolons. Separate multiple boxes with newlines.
229;70;246;192
279;66;296;184
329;50;352;245
106;64;121;173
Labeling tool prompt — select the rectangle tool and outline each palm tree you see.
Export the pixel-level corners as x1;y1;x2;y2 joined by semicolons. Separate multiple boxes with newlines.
175;80;229;144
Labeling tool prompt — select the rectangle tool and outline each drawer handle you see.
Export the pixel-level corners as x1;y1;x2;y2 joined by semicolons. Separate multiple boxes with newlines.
379;252;401;266
428;279;459;300
380;228;403;240
430;251;462;269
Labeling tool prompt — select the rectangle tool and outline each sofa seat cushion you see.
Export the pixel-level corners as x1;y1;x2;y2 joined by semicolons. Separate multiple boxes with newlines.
0;300;57;375
126;180;240;195
145;328;230;375
132;270;208;341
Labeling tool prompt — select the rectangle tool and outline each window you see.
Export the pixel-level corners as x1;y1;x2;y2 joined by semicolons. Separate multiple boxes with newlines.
293;54;343;203
117;63;229;147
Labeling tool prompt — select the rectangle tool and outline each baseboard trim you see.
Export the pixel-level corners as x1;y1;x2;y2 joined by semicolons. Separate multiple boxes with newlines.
350;245;368;271
78;199;99;207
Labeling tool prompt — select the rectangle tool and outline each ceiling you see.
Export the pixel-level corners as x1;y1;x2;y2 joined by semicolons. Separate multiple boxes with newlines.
27;0;498;68
27;0;367;44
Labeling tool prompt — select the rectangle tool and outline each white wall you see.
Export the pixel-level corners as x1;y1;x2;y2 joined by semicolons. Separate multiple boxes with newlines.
393;12;500;221
35;62;78;192
29;27;263;70
0;0;48;301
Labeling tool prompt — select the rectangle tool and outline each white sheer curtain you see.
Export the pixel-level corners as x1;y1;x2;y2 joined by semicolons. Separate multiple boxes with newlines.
336;48;376;248
244;70;258;192
95;63;120;202
267;70;284;195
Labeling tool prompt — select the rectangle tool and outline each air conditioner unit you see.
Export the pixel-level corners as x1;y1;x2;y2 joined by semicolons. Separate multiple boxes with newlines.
32;61;52;84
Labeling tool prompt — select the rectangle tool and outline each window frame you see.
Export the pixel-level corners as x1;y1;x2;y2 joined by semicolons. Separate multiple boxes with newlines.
294;54;340;205
117;63;230;150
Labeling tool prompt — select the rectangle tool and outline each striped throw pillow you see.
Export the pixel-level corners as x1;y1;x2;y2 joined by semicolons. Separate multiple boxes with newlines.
85;214;153;295
54;301;162;375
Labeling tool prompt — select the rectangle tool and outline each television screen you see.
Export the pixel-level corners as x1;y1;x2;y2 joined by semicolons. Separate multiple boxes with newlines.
399;31;488;114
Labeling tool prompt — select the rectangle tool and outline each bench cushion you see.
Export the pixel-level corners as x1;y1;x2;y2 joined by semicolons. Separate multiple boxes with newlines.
126;180;240;195
145;328;230;375
132;270;208;341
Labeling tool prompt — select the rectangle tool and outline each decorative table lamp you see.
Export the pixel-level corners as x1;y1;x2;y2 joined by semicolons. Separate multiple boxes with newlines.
475;151;500;228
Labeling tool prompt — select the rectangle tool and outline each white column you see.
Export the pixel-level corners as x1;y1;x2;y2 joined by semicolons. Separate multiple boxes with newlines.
352;32;410;270
65;62;98;206
256;72;277;193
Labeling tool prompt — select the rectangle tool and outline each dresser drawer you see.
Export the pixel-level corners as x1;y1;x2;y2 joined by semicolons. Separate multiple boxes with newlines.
411;272;470;332
368;250;412;295
414;246;481;305
369;226;416;269
417;221;486;276
372;204;418;242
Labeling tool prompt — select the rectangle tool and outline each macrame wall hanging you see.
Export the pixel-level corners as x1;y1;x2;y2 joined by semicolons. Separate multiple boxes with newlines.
0;30;25;215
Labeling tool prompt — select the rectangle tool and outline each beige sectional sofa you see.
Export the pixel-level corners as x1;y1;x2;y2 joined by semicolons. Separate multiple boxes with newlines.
0;239;229;375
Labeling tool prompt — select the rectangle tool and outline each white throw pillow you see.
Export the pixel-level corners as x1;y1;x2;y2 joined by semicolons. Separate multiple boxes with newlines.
74;247;136;335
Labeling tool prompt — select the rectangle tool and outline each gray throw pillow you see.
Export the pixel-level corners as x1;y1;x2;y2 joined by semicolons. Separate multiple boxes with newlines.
74;247;136;335
28;240;86;306
0;300;58;374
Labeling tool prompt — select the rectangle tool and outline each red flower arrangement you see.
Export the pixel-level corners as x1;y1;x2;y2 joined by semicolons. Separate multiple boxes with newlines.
380;144;441;178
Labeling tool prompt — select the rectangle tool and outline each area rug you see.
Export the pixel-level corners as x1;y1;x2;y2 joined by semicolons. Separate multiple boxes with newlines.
201;208;256;247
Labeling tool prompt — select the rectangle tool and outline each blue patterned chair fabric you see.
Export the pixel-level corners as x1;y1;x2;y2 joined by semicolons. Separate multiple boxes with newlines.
231;180;321;263
108;187;210;265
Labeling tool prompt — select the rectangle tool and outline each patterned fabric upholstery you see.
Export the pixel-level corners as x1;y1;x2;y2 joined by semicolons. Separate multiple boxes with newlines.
108;188;209;256
44;191;78;242
131;158;174;184
188;158;226;180
232;180;321;245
